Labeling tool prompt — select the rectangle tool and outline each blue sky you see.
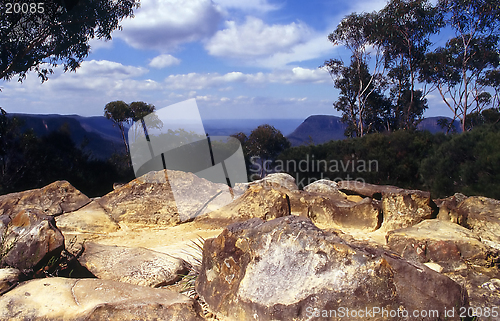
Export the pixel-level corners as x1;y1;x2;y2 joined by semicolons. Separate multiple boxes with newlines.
1;0;451;120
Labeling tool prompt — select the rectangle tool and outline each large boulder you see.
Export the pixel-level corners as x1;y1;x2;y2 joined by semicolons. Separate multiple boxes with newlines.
55;201;120;234
0;277;204;320
304;179;359;201
196;216;468;321
451;196;500;248
97;169;236;226
78;242;187;287
303;195;382;231
337;181;436;231
0;180;90;217
0;209;64;271
387;220;499;268
246;173;298;192
194;184;291;226
289;179;381;231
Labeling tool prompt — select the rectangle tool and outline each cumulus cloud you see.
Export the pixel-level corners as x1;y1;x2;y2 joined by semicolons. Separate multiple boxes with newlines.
117;0;223;51
255;34;336;68
214;0;280;12
149;54;181;68
163;68;330;90
205;17;312;58
1;60;161;115
74;60;148;78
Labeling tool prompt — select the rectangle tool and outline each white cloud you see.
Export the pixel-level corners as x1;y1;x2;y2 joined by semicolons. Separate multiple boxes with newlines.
163;68;330;90
74;60;148;78
255;34;336;68
1;60;161;115
117;0;223;51
149;54;181;68
214;0;280;12
205;17;312;58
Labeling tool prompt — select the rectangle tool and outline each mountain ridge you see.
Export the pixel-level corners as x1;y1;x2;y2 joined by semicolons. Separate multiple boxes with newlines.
7;113;461;158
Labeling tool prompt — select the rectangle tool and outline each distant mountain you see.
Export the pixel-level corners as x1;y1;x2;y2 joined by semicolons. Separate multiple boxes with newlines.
287;115;462;146
203;119;303;137
6;114;303;160
9;113;125;160
287;115;346;146
416;116;462;134
6;113;462;158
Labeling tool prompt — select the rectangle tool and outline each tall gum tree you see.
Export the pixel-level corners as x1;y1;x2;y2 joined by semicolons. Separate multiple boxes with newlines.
419;0;500;132
375;0;443;130
323;12;387;137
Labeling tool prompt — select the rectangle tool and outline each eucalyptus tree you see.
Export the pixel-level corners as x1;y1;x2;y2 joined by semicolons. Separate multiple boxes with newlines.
419;0;500;131
375;0;443;130
104;101;132;155
323;12;387;137
0;0;139;83
246;125;290;178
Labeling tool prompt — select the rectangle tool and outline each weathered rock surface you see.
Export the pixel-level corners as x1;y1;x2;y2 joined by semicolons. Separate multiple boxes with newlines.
451;196;500;248
247;172;298;192
303;179;345;198
0;209;64;271
303;195;382;231
387;220;499;267
196;216;468;321
435;193;468;224
97;169;236;226
78;242;187;287
0;267;20;294
0;180;90;217
55;201;120;234
194;184;291;226
337;181;436;231
445;268;500;312
0;277;204;320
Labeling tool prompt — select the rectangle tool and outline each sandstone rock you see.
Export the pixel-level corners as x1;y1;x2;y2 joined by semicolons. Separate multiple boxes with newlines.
0;267;20;294
0;209;64;271
78;242;187;287
337;181;437;231
194;184;290;226
97;169;237;226
451;196;500;246
445;267;500;312
387;220;499;267
248;172;298;192
336;180;401;198
196;216;468;321
0;277;204;320
0;180;90;217
435;193;468;224
304;179;364;202
304;179;366;203
304;195;382;231
55;201;120;234
303;179;342;196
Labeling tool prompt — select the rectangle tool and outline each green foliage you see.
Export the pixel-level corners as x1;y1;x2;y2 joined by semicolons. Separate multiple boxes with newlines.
326;0;500;134
324;12;388;137
0;109;134;197
245;125;291;178
376;0;441;130
0;0;139;82
421;123;500;198
277;124;500;199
